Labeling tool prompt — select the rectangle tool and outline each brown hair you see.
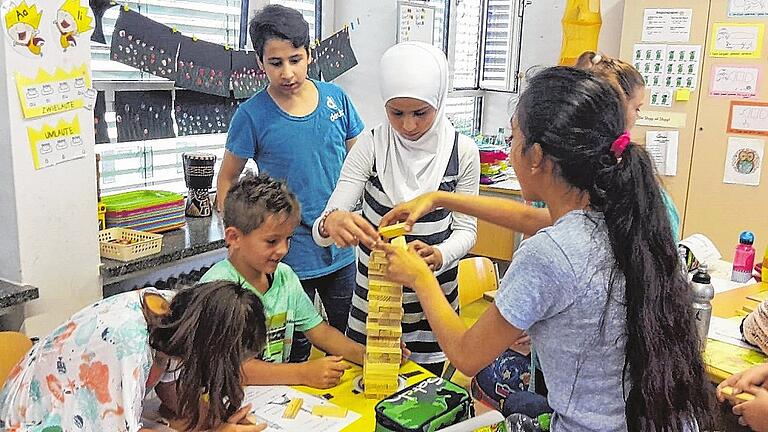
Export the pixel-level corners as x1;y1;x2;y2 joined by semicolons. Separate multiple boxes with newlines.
146;281;267;429
224;172;301;234
575;51;645;100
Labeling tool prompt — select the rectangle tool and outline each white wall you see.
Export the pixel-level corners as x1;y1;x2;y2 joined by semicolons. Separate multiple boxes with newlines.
481;0;626;134
1;0;102;335
331;0;398;129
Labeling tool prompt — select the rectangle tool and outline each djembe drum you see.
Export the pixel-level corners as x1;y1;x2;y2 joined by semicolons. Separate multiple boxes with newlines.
182;152;216;217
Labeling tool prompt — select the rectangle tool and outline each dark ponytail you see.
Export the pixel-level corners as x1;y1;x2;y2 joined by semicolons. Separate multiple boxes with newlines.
148;281;267;429
516;67;713;431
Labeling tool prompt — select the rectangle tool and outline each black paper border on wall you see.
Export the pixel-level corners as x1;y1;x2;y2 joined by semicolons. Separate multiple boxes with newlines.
110;8;181;79
174;90;241;136
308;47;322;81
230;50;269;99
94;91;110;144
114;90;175;143
90;0;118;44
315;28;358;82
175;36;233;98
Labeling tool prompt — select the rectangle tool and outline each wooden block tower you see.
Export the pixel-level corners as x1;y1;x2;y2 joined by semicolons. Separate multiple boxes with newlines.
363;223;408;399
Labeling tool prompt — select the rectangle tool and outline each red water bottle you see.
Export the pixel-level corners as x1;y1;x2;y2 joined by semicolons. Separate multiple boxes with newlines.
732;231;756;283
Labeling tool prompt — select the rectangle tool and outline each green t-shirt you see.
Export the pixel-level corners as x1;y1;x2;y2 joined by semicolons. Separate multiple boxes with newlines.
200;260;323;363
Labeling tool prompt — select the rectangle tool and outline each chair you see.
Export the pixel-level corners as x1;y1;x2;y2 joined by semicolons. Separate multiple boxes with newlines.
0;331;32;387
457;257;498;307
443;257;500;386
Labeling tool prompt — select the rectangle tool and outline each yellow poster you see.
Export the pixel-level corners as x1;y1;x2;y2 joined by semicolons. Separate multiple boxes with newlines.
27;115;85;170
15;64;91;119
636;110;687;128
710;22;765;58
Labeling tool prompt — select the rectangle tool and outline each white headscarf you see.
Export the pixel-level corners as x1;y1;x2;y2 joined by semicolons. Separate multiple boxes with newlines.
373;42;456;204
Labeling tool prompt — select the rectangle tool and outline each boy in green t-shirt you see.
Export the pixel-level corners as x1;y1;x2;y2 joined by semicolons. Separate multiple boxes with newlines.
201;173;366;389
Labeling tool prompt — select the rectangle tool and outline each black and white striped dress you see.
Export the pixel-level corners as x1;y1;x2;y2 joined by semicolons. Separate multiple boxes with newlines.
346;134;462;366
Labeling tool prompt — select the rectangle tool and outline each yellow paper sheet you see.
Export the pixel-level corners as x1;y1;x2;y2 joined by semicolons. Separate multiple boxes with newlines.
710;22;765;58
15;65;91;119
636;110;687;128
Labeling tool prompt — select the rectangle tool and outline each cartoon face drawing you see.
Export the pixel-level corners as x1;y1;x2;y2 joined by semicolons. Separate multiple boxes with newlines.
55;139;68;150
55;0;93;49
25;88;39;99
71;136;82;146
7;21;33;44
4;1;45;55
58;82;70;93
733;148;760;175
74;77;85;88
41;84;54;95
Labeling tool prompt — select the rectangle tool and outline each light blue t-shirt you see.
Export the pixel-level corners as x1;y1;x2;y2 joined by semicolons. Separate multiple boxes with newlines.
661;188;681;242
226;80;364;279
496;210;628;432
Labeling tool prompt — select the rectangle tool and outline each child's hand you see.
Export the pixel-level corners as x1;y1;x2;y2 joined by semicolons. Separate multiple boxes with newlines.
324;210;380;249
718;364;768;403
409;240;443;271
400;341;411;366
376;242;434;290
301;356;351;389
379;193;437;232
212;404;267;431
733;386;768;431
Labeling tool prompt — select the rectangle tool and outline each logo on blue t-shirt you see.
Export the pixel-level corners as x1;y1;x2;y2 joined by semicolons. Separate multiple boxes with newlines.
327;95;345;122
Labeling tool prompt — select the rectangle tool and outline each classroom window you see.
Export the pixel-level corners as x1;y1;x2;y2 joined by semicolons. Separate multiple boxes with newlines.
93;0;319;195
268;0;322;39
449;0;524;92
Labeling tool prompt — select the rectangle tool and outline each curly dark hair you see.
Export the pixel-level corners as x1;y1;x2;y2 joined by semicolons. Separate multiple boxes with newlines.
249;4;310;61
147;280;267;429
223;172;301;234
516;66;713;431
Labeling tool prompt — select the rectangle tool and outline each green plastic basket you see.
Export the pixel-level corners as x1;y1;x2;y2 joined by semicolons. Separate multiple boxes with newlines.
102;190;184;213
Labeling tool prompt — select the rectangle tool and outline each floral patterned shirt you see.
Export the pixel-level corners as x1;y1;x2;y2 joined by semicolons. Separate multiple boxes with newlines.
0;288;173;432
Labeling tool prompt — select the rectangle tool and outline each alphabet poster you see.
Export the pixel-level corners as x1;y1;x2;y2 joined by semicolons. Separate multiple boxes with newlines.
728;101;768;136
723;136;764;186
710;66;759;97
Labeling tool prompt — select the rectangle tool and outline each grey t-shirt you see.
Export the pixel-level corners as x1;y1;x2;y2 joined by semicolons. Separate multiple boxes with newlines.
496;210;628;431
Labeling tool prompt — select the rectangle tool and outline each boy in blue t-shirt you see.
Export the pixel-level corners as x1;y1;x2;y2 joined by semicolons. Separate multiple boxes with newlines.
216;5;364;362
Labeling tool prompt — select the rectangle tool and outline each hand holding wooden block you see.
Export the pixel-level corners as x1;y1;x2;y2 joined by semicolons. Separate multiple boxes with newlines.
720;386;756;403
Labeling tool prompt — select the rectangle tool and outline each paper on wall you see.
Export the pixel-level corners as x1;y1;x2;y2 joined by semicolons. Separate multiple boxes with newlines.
633;44;702;92
26;115;86;170
665;44;702;90
636;110;687;128
722;136;764;186
649;87;674;107
710;66;760;97
15;65;92;119
728;0;768;17
633;44;667;88
728;101;768;136
642;8;693;42
646;130;679;176
710;22;765;58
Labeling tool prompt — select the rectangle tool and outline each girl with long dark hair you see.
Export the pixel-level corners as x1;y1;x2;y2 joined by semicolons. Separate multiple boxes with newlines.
377;66;713;431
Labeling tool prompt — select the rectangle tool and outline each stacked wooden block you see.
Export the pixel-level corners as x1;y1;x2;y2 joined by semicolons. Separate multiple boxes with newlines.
363;223;407;399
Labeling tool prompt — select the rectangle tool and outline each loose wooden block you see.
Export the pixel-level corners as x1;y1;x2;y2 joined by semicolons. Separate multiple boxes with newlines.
391;235;407;249
311;404;348;418
282;398;303;419
721;386;756;402
379;222;408;239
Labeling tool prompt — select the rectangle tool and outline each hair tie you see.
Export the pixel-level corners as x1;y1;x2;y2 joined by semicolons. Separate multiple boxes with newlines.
611;131;631;158
591;53;602;65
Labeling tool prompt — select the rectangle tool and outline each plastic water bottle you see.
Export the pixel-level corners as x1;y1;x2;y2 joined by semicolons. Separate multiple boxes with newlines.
731;231;756;283
691;264;714;351
495;127;507;147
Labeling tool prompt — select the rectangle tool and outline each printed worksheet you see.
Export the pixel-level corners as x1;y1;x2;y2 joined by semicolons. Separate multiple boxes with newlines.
243;386;361;432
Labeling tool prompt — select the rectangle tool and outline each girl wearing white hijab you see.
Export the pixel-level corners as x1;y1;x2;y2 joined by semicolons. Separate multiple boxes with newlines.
312;42;480;373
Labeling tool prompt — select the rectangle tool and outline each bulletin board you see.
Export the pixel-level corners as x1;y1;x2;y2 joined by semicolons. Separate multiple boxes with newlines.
397;2;436;45
620;0;768;257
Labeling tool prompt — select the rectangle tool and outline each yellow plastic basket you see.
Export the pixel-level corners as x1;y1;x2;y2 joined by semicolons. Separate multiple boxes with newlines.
98;228;163;261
